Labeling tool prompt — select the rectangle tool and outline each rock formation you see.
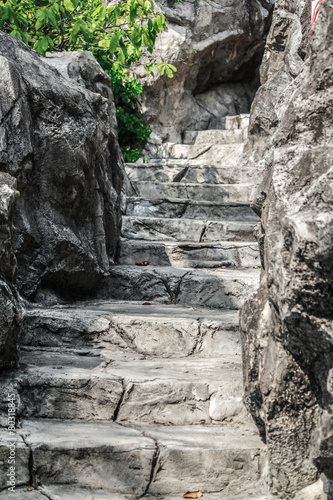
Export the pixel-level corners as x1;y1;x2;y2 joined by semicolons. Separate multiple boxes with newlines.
0;173;24;369
240;0;333;497
0;33;124;303
135;0;274;155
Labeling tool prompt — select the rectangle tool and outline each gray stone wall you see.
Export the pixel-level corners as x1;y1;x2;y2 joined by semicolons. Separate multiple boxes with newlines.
0;33;125;303
0;172;24;368
240;1;333;497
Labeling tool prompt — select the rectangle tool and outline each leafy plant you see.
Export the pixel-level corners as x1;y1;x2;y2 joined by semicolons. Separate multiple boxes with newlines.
0;0;177;161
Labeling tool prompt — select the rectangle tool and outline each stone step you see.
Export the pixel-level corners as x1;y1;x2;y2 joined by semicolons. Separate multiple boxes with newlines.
122;216;256;242
108;265;260;309
225;114;250;130
128;181;255;203
118;239;260;268
125;162;263;185
183;128;246;145
126;197;258;221
18;419;265;496
9;349;245;425
0;429;30;490
22;302;240;358
0;486;275;500
161;142;244;161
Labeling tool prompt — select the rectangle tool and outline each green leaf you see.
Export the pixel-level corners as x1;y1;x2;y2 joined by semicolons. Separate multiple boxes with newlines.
108;33;119;53
70;20;81;43
45;9;59;32
117;46;125;63
33;35;49;55
98;38;110;48
63;0;75;12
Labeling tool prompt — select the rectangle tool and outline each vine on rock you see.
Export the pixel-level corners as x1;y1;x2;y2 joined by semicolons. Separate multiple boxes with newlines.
0;0;176;161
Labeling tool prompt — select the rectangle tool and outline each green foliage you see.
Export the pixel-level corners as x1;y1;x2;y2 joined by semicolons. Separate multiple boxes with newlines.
0;0;178;161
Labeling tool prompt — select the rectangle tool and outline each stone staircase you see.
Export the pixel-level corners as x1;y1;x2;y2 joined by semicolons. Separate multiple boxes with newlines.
0;115;273;499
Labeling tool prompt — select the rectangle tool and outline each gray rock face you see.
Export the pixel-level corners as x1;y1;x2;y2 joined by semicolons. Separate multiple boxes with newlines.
0;173;24;368
0;33;124;303
240;1;333;497
135;0;274;155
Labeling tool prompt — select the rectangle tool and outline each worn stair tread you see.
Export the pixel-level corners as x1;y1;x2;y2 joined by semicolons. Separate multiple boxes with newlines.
15;419;265;496
183;128;246;145
0;487;275;500
19;349;241;379
129;181;255;203
125;196;258;221
0;487;133;500
122;216;257;242
126;196;254;208
125;163;263;185
108;265;260;309
22;301;241;359
18;418;263;451
120;238;259;248
110;264;260;278
25;300;240;322
10;350;246;425
162;142;244;161
118;239;259;268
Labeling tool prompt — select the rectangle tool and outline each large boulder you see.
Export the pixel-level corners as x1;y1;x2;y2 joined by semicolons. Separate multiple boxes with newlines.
0;172;24;368
135;0;274;155
0;33;124;303
240;1;333;497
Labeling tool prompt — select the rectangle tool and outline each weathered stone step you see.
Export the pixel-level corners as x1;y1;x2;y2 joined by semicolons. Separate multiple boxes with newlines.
0;486;275;500
108;265;260;309
225;113;250;130
183;128;246;145
11;350;245;424
23;302;240;358
122;216;256;242
125;162;263;185
119;239;260;268
128;181;255;203
126;197;258;221
18;419;264;496
0;429;30;489
161;142;244;162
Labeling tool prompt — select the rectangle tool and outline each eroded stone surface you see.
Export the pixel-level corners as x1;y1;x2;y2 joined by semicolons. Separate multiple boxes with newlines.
0;33;124;303
0;173;25;369
240;0;333;497
108;265;260;309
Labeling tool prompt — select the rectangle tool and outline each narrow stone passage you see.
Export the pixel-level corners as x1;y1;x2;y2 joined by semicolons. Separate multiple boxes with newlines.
0;115;274;499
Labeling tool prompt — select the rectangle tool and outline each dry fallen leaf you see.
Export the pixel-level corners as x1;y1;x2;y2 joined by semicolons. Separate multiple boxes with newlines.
27;486;34;491
142;302;152;306
183;491;203;498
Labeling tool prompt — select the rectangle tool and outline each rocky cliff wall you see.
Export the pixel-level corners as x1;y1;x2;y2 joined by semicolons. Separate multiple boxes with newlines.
0;33;124;303
135;0;274;156
240;1;333;497
0;172;24;368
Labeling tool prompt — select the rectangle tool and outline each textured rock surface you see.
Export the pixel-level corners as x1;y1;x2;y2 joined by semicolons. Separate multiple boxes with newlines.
135;0;274;155
0;173;24;368
0;33;124;303
240;0;333;497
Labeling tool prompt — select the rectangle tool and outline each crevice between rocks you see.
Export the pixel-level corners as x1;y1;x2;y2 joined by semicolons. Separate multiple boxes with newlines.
188;322;204;356
21;433;37;490
112;379;127;421
142;440;161;497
